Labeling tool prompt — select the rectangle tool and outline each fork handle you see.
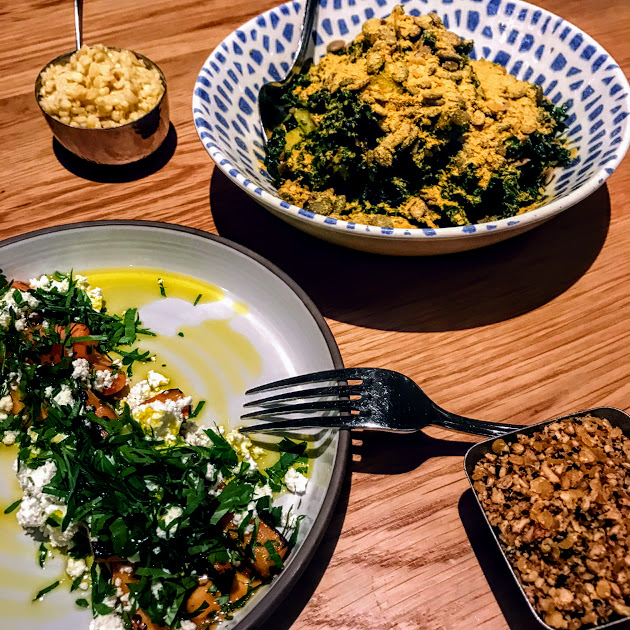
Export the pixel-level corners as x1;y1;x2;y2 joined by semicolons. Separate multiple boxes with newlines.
430;404;521;438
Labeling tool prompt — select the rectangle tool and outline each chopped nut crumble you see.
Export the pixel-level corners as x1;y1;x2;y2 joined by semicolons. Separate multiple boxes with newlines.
472;415;630;629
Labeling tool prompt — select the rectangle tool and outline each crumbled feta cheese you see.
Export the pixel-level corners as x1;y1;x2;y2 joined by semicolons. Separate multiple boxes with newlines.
226;430;262;471
252;483;273;501
22;292;39;309
30;274;70;294
66;557;87;579
0;394;13;413
180;622;197;630
51;278;70;293
181;421;211;447
72;358;91;382
44;386;54;398
102;594;119;610
2;431;17;446
7;370;21;389
29;275;51;290
93;369;115;392
284;467;308;495
133;396;192;444
16;461;77;547
124;380;152;410
157;506;183;539
88;287;104;310
231;510;251;529
74;275;89;290
147;370;169;390
53;384;74;407
163;506;182;526
74;275;104;310
151;582;163;597
122;372;169;409
89;613;125;630
205;462;216;481
207;471;224;497
0;289;37;332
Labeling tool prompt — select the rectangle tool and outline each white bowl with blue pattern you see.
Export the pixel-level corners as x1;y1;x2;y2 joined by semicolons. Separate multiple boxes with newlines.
193;0;630;256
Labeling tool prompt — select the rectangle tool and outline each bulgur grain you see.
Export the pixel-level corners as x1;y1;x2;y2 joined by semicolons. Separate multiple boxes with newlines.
38;44;164;129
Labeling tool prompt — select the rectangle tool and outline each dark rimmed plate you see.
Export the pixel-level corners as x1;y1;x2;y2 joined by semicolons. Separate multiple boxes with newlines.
0;220;349;630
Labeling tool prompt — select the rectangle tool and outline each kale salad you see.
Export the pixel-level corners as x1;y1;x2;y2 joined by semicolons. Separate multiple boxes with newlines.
265;6;572;229
0;271;309;630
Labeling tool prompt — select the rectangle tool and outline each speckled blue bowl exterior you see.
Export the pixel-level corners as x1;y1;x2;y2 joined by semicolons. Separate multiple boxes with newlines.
193;0;630;255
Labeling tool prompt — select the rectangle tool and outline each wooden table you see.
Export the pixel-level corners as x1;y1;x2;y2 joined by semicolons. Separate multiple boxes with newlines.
2;1;630;628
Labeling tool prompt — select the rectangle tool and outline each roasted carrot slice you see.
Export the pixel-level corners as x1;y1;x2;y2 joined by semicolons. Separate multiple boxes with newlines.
101;371;126;396
229;568;261;603
186;579;223;626
223;517;289;579
57;323;91;340
41;323;94;365
111;563;169;630
85;390;116;420
39;323;127;395
10;281;31;292
145;389;191;417
40;343;63;365
90;361;127;397
9;389;24;415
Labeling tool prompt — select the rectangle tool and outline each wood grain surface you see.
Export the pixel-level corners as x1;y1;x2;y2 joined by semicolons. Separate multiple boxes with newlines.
2;1;630;628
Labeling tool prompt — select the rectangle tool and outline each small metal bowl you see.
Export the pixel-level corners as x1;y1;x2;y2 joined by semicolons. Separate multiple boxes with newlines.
464;407;630;630
35;48;169;165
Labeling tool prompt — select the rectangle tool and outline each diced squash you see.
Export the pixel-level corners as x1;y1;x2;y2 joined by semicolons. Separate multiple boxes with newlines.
223;517;289;579
229;568;261;603
111;563;168;630
185;580;223;626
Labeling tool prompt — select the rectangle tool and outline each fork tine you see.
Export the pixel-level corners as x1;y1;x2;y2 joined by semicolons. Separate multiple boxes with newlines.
243;384;362;407
245;368;369;395
241;399;356;419
239;416;349;433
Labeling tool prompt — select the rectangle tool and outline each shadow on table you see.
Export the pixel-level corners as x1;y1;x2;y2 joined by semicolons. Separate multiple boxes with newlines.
350;429;472;474
210;170;611;332
51;123;177;182
459;488;548;630
257;458;352;630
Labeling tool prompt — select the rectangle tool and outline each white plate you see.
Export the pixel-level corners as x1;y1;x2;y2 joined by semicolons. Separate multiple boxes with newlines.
0;220;348;630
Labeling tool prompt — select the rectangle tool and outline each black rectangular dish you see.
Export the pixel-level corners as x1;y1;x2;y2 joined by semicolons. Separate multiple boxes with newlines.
464;407;630;630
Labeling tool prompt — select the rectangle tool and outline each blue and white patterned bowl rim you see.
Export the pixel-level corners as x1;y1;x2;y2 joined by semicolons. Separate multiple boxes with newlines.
193;0;630;240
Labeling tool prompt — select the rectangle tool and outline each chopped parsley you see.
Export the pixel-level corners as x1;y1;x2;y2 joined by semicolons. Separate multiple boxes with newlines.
0;271;307;629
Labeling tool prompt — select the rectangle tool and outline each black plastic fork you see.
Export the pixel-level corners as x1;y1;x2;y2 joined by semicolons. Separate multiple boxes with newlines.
240;368;521;438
